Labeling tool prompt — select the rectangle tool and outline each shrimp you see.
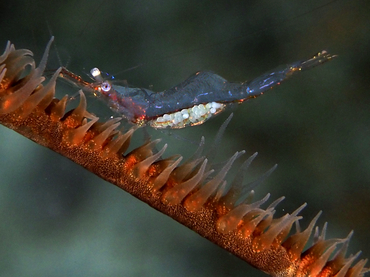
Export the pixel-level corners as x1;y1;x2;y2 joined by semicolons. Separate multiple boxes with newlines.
59;50;336;129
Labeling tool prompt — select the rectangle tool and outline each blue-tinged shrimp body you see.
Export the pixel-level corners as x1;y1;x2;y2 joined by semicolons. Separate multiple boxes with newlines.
61;50;335;129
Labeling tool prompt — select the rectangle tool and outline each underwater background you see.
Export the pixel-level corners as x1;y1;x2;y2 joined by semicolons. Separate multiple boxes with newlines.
1;0;370;276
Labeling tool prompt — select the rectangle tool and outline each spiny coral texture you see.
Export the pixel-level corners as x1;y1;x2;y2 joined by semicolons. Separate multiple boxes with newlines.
0;38;368;277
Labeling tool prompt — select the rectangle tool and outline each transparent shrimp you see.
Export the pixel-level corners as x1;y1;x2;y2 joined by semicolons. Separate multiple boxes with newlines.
59;50;336;129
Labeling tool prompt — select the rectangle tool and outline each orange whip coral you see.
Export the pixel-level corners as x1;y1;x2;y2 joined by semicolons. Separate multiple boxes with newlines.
0;37;369;277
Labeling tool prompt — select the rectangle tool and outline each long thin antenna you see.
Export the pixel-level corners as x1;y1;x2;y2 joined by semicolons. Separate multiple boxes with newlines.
46;20;71;68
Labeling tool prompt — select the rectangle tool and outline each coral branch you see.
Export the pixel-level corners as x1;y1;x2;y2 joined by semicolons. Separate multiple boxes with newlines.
0;38;368;277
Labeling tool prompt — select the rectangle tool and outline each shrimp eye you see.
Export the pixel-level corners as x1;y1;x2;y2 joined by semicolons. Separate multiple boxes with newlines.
101;81;111;92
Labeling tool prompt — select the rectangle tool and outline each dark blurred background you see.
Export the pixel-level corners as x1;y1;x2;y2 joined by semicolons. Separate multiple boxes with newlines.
0;0;369;276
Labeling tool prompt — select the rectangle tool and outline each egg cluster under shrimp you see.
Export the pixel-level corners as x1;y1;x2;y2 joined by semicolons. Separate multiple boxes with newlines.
149;102;225;129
